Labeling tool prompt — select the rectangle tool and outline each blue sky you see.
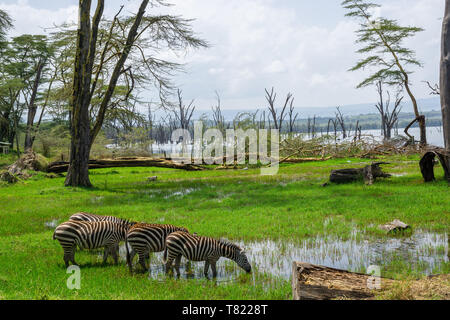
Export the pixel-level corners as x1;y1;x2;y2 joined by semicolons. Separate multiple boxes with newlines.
0;0;444;112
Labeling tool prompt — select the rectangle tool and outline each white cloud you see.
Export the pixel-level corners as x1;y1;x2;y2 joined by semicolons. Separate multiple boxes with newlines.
0;0;444;111
0;0;78;36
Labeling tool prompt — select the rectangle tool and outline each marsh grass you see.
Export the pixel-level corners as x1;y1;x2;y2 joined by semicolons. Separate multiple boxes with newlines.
0;155;448;299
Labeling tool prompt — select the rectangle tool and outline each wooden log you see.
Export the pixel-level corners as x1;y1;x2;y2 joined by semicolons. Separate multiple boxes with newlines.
292;262;394;300
329;162;391;185
47;157;205;173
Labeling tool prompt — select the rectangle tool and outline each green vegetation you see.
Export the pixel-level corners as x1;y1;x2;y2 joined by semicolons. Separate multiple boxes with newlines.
0;155;448;299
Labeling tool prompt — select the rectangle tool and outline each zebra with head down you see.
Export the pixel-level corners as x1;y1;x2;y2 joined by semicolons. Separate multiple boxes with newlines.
53;219;133;267
68;212;136;259
125;223;189;273
164;231;252;278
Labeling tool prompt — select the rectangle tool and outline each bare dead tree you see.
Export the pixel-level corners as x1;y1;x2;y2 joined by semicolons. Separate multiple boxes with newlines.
287;98;298;134
312;115;317;138
259;110;266;129
166;89;195;131
424;81;440;95
264;87;292;131
211;90;225;133
375;81;403;140
335;107;347;139
327;118;338;143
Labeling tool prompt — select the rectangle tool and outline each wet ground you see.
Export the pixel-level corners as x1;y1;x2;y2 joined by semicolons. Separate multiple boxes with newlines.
46;219;448;282
117;229;448;283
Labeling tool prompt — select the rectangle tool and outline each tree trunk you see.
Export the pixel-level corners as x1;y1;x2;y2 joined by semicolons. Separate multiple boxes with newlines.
441;0;450;176
24;60;45;152
65;114;92;187
64;0;95;187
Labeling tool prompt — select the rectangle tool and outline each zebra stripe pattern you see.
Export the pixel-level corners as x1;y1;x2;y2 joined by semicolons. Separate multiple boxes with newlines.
126;223;189;273
164;231;251;278
53;220;129;267
69;212;136;259
69;212;132;225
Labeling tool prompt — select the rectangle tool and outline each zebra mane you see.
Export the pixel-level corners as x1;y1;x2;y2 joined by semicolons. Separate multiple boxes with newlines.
218;238;242;252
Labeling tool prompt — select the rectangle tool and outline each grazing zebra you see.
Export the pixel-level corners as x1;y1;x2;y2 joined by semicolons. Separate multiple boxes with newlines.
53;220;130;267
69;212;131;225
164;231;252;278
69;212;136;258
125;223;189;273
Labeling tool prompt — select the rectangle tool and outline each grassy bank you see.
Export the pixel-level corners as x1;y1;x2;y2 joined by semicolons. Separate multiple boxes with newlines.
0;154;448;299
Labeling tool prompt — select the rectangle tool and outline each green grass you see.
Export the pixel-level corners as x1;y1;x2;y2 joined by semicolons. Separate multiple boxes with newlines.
0;155;448;299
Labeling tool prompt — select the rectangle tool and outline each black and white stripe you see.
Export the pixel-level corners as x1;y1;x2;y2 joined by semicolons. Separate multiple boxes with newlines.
164;231;252;278
53;220;130;267
69;212;131;225
126;223;189;273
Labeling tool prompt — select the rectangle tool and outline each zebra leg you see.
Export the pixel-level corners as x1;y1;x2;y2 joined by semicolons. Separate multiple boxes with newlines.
204;261;210;278
102;247;109;265
211;261;218;278
165;257;175;275
112;246;119;265
63;249;71;267
174;255;182;277
137;251;147;272
70;245;78;266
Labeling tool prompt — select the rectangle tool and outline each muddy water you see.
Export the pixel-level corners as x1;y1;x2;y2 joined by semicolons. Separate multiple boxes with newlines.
118;229;448;282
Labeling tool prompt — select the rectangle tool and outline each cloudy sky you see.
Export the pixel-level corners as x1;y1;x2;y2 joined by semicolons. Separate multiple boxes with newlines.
0;0;445;111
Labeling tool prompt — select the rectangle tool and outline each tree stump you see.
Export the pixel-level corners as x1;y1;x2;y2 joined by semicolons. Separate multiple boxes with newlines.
292;262;394;300
420;148;450;183
329;162;391;185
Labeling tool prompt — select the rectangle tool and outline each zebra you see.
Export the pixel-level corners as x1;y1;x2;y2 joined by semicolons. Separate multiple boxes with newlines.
69;212;131;224
163;231;252;278
69;212;136;258
53;220;131;267
125;223;189;273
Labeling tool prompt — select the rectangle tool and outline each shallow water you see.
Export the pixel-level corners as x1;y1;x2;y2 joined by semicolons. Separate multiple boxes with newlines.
120;229;448;282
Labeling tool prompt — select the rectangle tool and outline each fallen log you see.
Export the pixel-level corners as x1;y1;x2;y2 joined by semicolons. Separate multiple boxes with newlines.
47;157;205;173
292;262;394;300
329;162;391;185
281;157;332;164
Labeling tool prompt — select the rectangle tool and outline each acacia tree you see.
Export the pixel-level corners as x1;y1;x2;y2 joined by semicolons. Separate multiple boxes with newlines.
441;0;450;178
66;0;207;187
0;9;12;41
342;0;427;145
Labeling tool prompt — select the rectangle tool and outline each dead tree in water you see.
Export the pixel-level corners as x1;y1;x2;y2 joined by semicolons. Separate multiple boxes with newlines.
375;81;403;140
287;100;298;134
212;91;225;131
265;87;292;130
335;107;347;139
169;89;195;131
327;118;338;143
